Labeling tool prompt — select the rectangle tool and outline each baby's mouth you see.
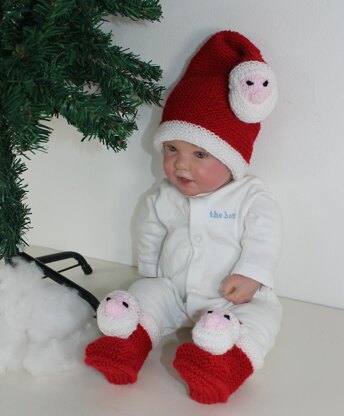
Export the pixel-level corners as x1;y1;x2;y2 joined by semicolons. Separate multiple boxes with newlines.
177;176;193;184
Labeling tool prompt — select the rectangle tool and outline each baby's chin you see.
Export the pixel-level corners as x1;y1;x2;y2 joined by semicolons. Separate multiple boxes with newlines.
168;174;231;196
175;186;200;197
173;179;202;196
180;189;202;197
176;185;211;197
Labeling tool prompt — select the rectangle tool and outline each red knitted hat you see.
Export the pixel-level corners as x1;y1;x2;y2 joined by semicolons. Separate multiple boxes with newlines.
154;31;278;179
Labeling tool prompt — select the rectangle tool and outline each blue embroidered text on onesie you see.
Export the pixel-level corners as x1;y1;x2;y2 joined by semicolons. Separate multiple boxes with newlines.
209;210;236;219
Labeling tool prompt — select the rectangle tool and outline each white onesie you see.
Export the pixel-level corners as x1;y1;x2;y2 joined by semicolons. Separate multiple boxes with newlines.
129;176;282;361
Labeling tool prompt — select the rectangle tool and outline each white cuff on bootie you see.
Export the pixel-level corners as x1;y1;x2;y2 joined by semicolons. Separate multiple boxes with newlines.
236;332;264;370
140;312;161;348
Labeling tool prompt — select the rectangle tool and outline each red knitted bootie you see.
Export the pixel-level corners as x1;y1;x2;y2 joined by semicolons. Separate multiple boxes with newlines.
85;291;159;384
85;323;152;384
173;342;253;404
173;309;257;404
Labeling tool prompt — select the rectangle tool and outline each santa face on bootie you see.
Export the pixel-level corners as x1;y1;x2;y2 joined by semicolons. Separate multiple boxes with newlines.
85;291;160;384
173;309;260;405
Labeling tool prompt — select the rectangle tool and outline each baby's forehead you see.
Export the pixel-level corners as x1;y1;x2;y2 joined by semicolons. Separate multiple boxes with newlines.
163;140;207;152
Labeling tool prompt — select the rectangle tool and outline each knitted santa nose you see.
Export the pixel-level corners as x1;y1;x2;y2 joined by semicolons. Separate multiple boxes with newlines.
154;31;278;179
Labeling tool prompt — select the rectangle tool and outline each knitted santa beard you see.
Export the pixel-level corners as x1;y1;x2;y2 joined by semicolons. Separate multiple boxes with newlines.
154;31;278;180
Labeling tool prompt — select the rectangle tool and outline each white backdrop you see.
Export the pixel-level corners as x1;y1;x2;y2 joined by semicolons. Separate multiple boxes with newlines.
25;0;344;309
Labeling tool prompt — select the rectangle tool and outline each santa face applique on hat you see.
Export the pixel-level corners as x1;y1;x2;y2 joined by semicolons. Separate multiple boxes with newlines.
154;31;278;180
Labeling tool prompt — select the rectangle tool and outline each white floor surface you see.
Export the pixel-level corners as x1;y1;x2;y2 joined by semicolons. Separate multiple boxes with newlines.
0;247;343;416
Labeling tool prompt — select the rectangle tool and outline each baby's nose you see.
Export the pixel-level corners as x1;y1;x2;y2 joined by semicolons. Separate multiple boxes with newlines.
175;154;189;169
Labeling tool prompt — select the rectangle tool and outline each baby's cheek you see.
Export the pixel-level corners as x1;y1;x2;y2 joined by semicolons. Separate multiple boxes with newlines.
163;158;173;179
204;162;231;189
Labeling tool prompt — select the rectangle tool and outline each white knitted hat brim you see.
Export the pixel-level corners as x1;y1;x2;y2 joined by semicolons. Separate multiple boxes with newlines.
153;120;248;180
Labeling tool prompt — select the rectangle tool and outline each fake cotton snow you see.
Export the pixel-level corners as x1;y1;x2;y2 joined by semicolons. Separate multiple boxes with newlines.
0;258;100;375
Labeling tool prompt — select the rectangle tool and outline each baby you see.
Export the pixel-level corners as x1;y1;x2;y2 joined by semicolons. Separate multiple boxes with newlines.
85;30;282;405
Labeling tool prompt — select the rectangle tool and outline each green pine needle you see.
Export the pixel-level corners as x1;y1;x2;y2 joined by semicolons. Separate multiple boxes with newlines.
0;0;164;259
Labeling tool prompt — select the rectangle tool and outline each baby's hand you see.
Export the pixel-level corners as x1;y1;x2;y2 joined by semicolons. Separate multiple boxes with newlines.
220;274;261;304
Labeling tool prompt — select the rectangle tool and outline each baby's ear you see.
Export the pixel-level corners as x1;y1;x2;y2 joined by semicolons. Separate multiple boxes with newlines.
229;61;278;123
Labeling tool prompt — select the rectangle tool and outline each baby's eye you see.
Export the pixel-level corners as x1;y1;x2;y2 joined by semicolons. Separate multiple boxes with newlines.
165;144;177;152
194;151;208;159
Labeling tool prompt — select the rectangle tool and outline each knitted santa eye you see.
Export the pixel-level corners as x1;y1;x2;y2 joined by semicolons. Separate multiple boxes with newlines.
229;61;278;123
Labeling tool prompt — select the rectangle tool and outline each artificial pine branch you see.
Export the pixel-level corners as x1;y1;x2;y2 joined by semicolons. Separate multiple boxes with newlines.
0;0;164;259
101;0;163;22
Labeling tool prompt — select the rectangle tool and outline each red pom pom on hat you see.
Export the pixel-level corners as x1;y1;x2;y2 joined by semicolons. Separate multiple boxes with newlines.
154;31;278;179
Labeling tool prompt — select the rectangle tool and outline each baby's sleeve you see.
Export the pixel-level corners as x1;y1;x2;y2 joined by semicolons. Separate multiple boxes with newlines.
136;187;167;277
231;193;282;288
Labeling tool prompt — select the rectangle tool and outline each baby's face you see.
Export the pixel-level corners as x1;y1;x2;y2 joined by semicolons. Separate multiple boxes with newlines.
163;140;232;196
